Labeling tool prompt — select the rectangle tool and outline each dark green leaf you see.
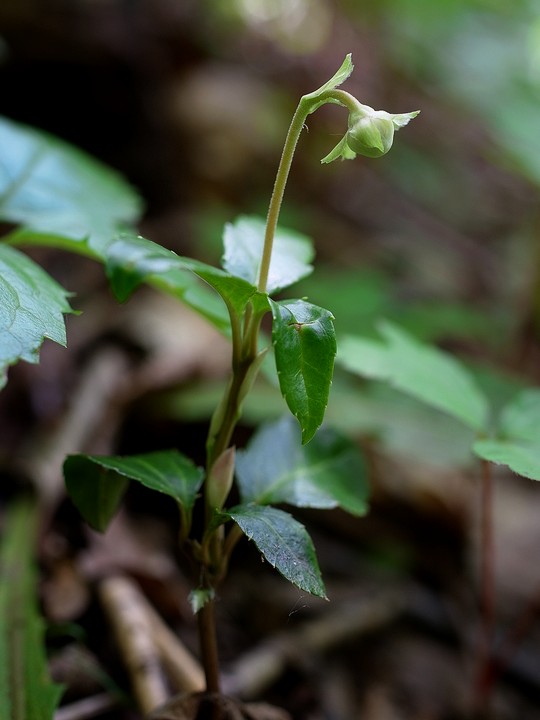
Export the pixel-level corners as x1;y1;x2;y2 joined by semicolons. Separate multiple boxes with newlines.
105;232;267;324
338;322;489;432
473;389;540;480
225;504;326;597
0;244;73;389
64;451;204;532
0;501;64;719
64;456;129;532
222;216;314;294
236;416;368;515
0;115;141;256
270;298;336;443
105;234;182;301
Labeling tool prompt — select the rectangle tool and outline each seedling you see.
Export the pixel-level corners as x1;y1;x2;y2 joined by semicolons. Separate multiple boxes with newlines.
338;321;540;712
0;56;418;714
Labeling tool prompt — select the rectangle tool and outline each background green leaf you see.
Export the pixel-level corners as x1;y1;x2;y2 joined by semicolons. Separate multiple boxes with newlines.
270;298;336;443
225;504;326;598
0;115;141;256
236;416;368;515
338;322;489;432
474;389;540;480
64;451;204;531
222;215;314;294
0;244;73;389
0;501;64;719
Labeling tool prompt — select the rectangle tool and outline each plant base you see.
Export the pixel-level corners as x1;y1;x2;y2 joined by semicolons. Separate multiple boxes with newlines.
147;692;291;720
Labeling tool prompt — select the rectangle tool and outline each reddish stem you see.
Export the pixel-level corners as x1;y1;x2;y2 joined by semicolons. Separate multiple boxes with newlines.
473;459;496;716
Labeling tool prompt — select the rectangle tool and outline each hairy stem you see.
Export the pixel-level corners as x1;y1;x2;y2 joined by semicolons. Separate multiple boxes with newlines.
257;87;361;294
257;99;309;293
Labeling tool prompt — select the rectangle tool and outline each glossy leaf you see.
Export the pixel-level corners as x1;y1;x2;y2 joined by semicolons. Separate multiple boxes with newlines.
0;501;64;719
64;451;204;532
270;298;336;443
0;244;73;389
338;322;489;432
222;216;314;294
105;232;267;324
0;115;141;256
225;504;326;598
473;389;540;480
236;416;368;515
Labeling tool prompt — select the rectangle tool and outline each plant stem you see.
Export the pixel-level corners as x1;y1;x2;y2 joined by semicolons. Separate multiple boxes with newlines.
198;597;221;694
206;360;251;470
257;98;310;293
197;85;352;697
474;459;496;715
257;87;360;294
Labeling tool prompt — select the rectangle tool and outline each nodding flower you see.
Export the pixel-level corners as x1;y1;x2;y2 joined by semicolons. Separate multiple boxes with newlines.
321;103;419;163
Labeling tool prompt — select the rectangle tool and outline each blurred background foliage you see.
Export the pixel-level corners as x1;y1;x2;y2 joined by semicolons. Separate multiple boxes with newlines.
1;0;539;468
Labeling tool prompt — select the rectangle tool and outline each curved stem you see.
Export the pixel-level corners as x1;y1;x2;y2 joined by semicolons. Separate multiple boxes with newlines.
320;88;365;114
257;98;310;293
257;88;360;294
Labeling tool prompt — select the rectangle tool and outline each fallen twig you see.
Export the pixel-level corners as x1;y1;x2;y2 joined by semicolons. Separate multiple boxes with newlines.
223;587;407;698
20;345;131;512
98;576;170;714
54;693;118;720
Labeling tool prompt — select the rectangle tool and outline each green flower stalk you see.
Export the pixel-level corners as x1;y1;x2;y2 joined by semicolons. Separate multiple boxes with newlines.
257;54;419;292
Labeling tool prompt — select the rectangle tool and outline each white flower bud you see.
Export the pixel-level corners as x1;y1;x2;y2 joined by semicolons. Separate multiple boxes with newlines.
346;109;395;158
321;104;419;164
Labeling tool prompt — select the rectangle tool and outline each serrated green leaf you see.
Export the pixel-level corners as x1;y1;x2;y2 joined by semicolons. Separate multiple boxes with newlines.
236;416;368;515
0;115;141;256
473;439;540;480
105;234;182;301
64;451;204;531
0;501;64;719
473;389;540;480
105;232;267;325
270;298;336;443
338;322;489;432
225;504;326;598
222;216;314;294
0;244;73;389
